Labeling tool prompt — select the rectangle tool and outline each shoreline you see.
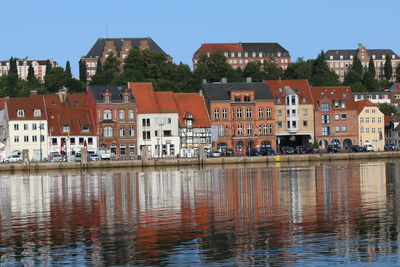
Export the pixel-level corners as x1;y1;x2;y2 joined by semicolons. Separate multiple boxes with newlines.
1;151;400;173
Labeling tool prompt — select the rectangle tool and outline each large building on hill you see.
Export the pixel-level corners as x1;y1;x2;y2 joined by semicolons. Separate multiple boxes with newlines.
80;37;172;81
325;44;400;82
0;59;57;83
201;79;276;154
193;42;290;70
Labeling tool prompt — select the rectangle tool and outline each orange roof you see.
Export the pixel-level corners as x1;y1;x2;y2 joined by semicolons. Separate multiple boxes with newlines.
129;82;178;113
195;43;243;54
174;93;211;127
6;95;47;120
265;80;313;104
394;83;400;90
354;99;379;114
310;86;356;109
43;94;96;136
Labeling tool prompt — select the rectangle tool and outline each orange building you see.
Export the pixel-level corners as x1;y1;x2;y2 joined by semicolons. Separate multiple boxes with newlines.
201;80;276;154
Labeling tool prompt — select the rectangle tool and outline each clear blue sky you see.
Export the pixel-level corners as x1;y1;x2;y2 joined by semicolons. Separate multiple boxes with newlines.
2;0;399;77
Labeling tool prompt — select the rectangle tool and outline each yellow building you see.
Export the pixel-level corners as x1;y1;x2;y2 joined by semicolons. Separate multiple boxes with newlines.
356;100;385;151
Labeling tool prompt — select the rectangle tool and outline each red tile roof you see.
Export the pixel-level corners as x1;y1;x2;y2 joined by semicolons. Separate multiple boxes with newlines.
129;82;178;113
354;99;379;114
6;95;47;120
265;80;313;104
43;94;96;136
310;86;356;110
195;43;243;54
174;93;211;127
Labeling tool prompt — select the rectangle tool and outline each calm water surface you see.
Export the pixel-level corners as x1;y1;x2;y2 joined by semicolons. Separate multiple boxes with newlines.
0;161;400;266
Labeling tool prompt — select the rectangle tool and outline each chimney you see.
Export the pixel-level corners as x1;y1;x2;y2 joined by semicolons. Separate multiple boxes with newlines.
139;39;150;50
221;78;227;84
58;87;68;103
199;90;203;97
246;77;252;83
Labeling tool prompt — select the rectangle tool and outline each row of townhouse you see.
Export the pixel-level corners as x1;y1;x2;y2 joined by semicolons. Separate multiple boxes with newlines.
0;79;387;160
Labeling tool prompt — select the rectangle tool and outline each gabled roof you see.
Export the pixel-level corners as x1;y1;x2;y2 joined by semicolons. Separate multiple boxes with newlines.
88;85;135;103
201;82;274;102
325;49;400;60
129;82;178;114
354;99;379;114
310;86;356;110
194;42;290;57
174;93;211;127
43;94;96;136
85;37;168;58
265;80;313;105
6;95;47;120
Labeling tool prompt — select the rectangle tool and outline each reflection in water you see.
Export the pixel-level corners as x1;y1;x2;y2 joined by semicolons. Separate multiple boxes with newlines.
0;161;399;265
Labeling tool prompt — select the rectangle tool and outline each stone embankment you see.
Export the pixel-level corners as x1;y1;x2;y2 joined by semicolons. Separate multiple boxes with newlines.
1;152;400;172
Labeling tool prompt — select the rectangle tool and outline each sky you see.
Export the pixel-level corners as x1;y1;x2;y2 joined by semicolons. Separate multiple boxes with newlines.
1;0;400;77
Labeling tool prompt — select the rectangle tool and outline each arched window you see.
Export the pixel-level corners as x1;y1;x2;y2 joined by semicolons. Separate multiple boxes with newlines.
103;110;112;120
119;110;125;121
129;126;135;137
104;126;113;137
128;110;134;121
119;126;125;137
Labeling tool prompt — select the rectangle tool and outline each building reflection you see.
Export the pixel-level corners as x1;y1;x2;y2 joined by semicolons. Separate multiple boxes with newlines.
0;161;398;265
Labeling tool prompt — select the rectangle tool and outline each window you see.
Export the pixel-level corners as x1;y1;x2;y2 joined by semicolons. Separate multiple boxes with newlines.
303;121;308;127
34;109;41;117
222;109;228;119
24;124;28;130
119;126;125;137
277;121;282;127
32;136;37;142
258;108;264;119
237;125;243;136
32;123;37;130
321;103;330;112
24;136;29;142
142;118;150;127
214;109;220;120
335;126;340;133
291;109;296;117
128;110;134;121
14;136;19;143
81;125;90;132
41;135;44;142
52;138;57;145
371;117;376;123
70;137;75;144
247;125;252;136
234;95;241;102
119;110;125;120
365;118;370;123
335;114;340;121
341;114;347;120
292;121;297;128
341;102;346;108
104;126;113;137
361;127;364;133
120;144;126;156
103;110;112;120
244;95;251;102
143;131;150;140
378;117;382;123
286;96;290;105
322;126;330;136
14;124;19;131
129;126;134;137
266;108;271;118
110;144;116;156
236;108;242;119
104;95;110;103
17;110;25;117
322;114;330;124
129;144;135;155
366;128;369;133
79;137;84;144
360;117;364;123
219;125;224;136
291;95;296;105
62;125;70;132
163;130;172;137
303;109;308;116
246;108;252;119
372;109;376;113
342;126;347;132
123;95;129;102
287;121;291;129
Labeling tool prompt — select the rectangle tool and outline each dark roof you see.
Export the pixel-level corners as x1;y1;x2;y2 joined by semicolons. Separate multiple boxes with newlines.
194;42;290;57
88;85;136;103
201;82;274;101
85;37;168;58
325;49;400;60
241;43;290;57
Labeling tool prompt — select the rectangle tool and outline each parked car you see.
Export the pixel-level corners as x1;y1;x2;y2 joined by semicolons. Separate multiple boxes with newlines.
282;146;295;154
350;145;364;153
88;153;101;161
364;144;374;152
99;149;111;160
259;146;275;156
327;144;340;153
208;150;222;157
3;155;22;163
248;148;262;156
48;152;63;162
224;149;235;157
74;152;82;162
384;144;398;151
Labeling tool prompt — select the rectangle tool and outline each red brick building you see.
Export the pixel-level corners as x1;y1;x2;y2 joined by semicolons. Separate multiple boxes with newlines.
201;80;276;154
311;86;359;149
81;37;172;81
87;85;137;159
0;59;57;83
193;42;290;70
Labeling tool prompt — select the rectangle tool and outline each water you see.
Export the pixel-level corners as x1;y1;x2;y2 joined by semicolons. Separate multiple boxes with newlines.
0;161;399;266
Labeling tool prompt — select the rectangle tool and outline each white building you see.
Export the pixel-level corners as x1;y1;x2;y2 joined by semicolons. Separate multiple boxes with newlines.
5;94;49;160
129;83;180;158
0;59;58;83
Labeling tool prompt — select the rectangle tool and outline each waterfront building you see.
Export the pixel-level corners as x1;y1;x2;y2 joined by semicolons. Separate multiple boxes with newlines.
325;44;400;82
174;93;212;157
353;92;391;104
129;82;180;158
0;59;57;83
43;90;97;156
80;37;172;81
4;93;48;160
384;115;400;147
310;86;358;149
193;42;290;70
355;100;385;150
389;83;400;108
87;85;137;159
265;80;315;150
201;79;276;154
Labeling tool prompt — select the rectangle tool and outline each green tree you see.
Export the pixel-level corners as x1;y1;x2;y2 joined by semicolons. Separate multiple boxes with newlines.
5;57;20;97
194;53;242;83
44;67;68;93
65;61;72;78
362;70;378;91
123;47;145;82
352;56;363;78
90;53;121;85
96;57;102;74
310;51;339;86
368;57;376;78
379;103;397;115
283;57;313;80
27;63;36;82
243;62;264;82
263;60;283;80
384;54;393;81
79;60;87;83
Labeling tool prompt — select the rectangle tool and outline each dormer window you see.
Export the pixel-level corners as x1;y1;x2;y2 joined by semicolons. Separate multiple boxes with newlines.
123;95;129;102
244;95;251;102
234;95;241;102
62;125;70;133
17;110;25;117
103;92;111;103
34;109;41;117
340;55;343;59
81;125;90;133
